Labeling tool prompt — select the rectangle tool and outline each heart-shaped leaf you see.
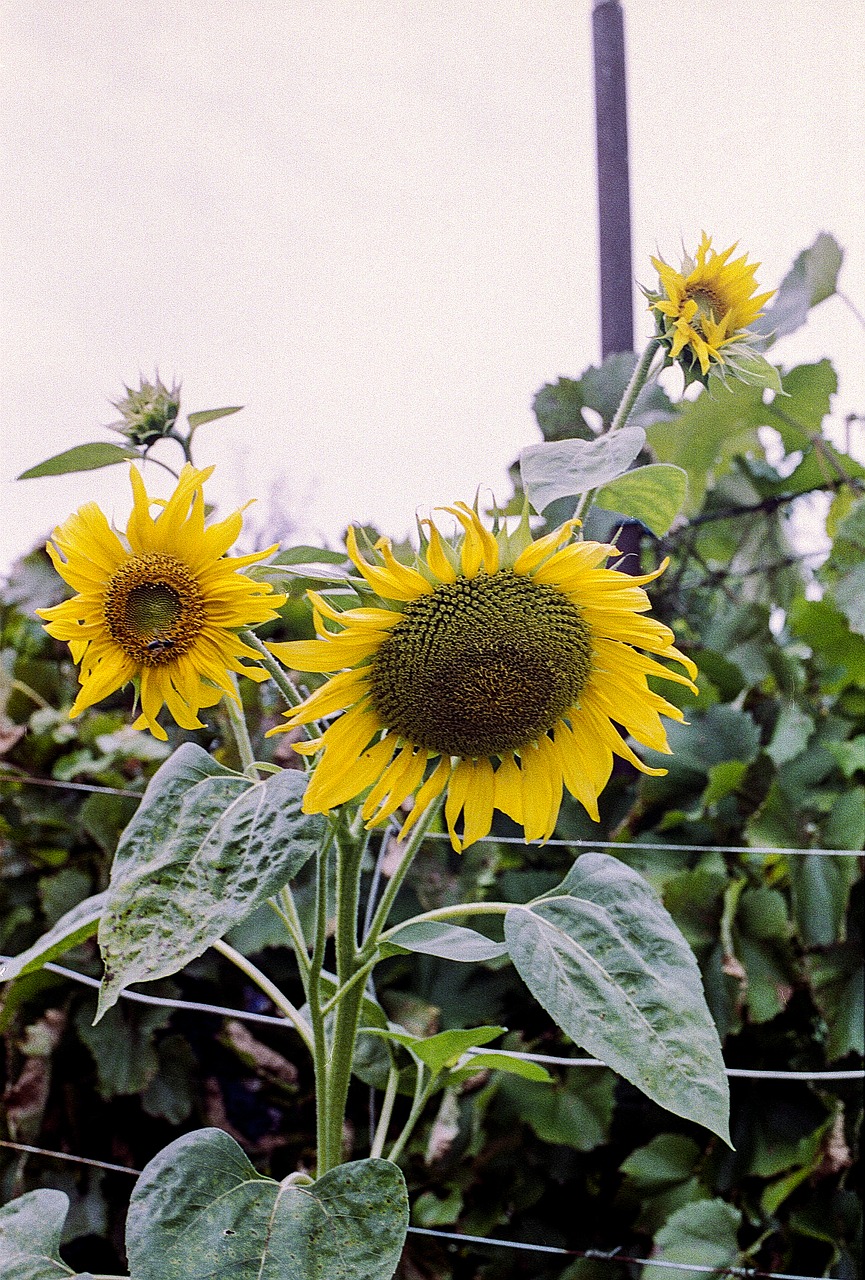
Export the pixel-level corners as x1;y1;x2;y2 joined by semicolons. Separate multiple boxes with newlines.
0;1188;94;1278
97;744;325;1018
125;1128;408;1280
519;425;645;512
504;853;730;1145
595;463;688;535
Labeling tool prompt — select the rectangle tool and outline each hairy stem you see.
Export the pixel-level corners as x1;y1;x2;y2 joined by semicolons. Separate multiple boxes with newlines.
222;679;259;779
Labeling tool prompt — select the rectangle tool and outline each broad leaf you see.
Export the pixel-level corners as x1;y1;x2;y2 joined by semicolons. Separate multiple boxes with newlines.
642;1198;742;1280
125;1128;408;1280
504;853;730;1144
0;892;107;984
383;920;507;963
0;1188;93;1278
186;405;243;429
97;744;325;1018
17;442;138;479
595;463;687;535
371;1025;506;1076
753;232;843;344
449;1051;552;1084
519;425;645;512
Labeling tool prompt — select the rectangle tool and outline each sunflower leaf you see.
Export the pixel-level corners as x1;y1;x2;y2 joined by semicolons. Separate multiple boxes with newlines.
519;425;646;512
0;1189;87;1278
186;405;243;430
594;463;688;535
383;920;508;962
125;1128;408;1280
504;852;730;1145
96;744;326;1020
0;891;108;985
17;442;139;479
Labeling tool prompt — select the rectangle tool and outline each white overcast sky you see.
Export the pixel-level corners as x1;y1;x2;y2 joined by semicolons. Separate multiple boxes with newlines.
1;2;864;573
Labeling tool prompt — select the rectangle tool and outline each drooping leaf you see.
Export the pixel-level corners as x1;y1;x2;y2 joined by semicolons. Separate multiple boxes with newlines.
753;232;843;344
17;442;139;479
0;1188;89;1278
504;853;730;1144
594;463;688;535
0;892;107;985
186;405;243;430
642;1198;742;1280
96;744;325;1018
125;1128;408;1280
383;920;507;963
370;1025;506;1077
520;425;646;512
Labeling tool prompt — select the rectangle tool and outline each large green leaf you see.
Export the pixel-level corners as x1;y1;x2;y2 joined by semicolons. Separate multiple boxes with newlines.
125;1128;408;1280
383;920;507;963
503;853;730;1144
0;1189;92;1278
0;892;107;985
753;232;843;344
594;463;688;535
96;744;325;1018
17;442;139;479
642;1198;742;1280
519;425;645;512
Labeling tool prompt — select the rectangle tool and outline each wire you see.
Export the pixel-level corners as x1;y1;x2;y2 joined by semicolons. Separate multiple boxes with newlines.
0;1143;836;1280
1;770;862;856
2;956;861;1082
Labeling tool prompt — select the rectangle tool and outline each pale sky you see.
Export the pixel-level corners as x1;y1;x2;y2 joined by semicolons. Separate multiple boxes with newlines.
2;2;864;574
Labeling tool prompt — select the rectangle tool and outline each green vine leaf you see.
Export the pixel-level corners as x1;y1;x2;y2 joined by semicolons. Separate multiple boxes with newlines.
96;744;325;1019
125;1128;408;1280
504;853;731;1145
17;442;139;479
594;463;688;535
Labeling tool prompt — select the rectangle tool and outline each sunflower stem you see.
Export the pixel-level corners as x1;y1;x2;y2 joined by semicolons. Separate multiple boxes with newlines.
360;794;445;962
369;1065;400;1159
307;830;334;1177
211;939;314;1056
222;680;259;779
319;811;370;1173
574;336;663;523
239;627;307;711
378;900;512;941
386;1066;435;1165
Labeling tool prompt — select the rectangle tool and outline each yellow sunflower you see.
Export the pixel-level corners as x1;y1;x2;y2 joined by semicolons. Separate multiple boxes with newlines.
647;233;774;378
37;464;285;740
266;505;697;851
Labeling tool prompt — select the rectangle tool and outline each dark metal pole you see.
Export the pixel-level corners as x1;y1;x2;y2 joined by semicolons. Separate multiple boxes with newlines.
592;0;634;357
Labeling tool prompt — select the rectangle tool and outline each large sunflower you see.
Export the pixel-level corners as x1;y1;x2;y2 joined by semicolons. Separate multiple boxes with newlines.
267;505;697;851
647;233;774;378
38;464;285;740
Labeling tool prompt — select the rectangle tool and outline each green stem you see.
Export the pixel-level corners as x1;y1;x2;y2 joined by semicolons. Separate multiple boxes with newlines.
319;954;380;1017
379;900;512;942
320;815;369;1173
370;1066;400;1159
222;679;259;779
573;336;663;524
360;795;444;961
211;939;314;1056
276;885;311;979
239;627;307;713
387;1067;435;1164
306;830;334;1177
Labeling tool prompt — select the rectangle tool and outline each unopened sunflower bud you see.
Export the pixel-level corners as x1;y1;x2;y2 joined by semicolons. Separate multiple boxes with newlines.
110;375;181;446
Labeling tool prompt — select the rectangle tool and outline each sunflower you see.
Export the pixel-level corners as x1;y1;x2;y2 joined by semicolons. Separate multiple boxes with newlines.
266;505;697;851
37;464;285;740
646;233;774;379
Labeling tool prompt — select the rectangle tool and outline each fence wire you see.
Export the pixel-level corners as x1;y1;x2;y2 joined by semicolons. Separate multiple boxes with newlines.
0;1141;841;1280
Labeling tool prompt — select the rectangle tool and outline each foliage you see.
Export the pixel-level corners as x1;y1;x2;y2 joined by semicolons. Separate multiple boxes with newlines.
1;236;862;1279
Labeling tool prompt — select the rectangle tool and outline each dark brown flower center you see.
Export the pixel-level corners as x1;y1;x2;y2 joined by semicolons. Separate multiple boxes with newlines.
103;554;205;665
369;570;593;757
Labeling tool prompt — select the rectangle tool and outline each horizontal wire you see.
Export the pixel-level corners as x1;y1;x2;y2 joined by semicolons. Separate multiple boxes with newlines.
3;957;861;1081
1;770;862;857
0;1142;833;1280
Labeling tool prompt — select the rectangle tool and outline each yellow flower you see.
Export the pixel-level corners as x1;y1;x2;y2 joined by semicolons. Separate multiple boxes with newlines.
267;505;697;851
647;233;774;379
38;465;285;740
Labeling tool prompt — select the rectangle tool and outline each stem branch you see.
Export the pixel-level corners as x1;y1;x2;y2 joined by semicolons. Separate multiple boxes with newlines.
211;939;314;1056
